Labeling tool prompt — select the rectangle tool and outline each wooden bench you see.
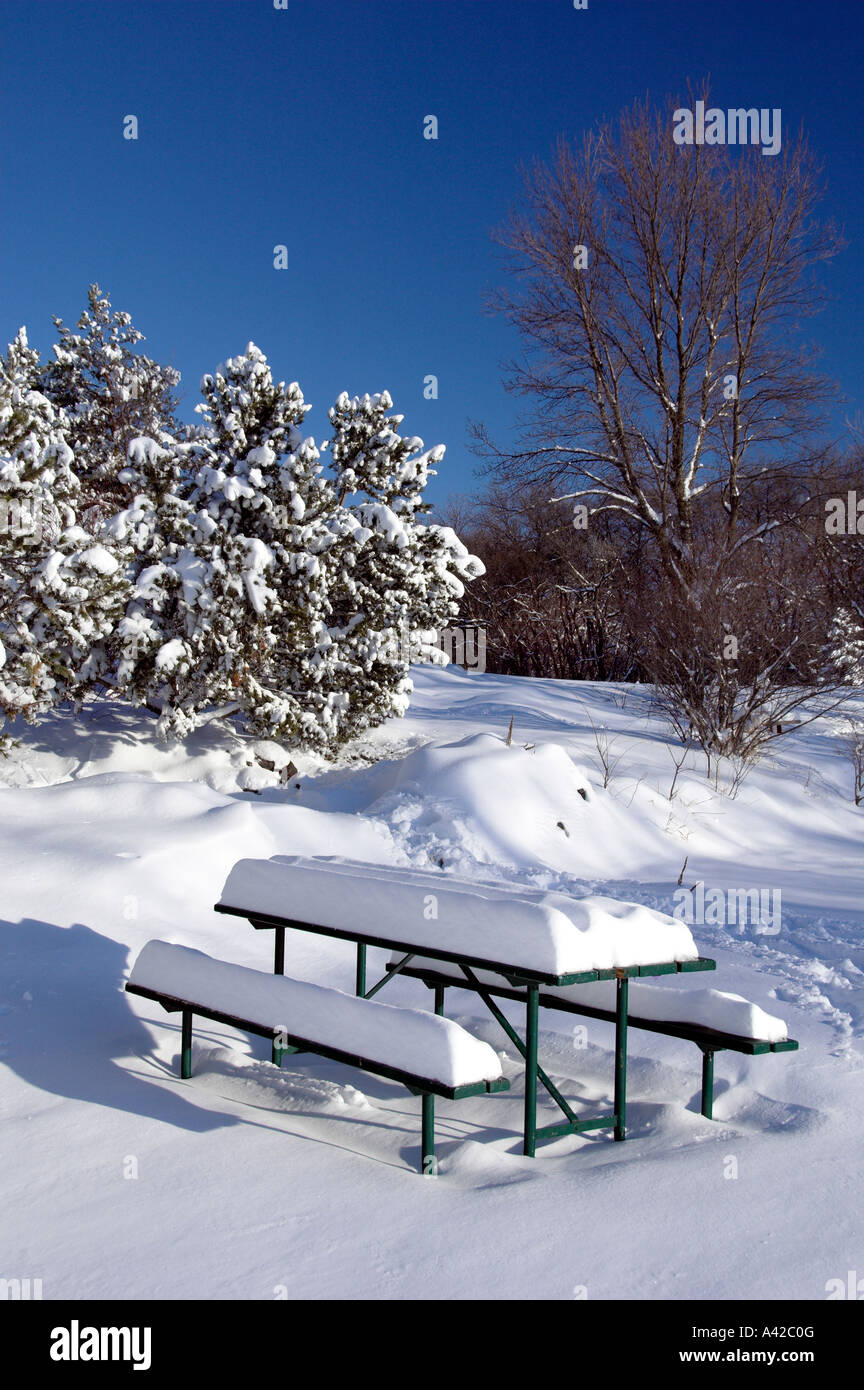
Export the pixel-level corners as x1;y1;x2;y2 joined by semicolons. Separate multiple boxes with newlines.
126;941;508;1174
393;959;798;1119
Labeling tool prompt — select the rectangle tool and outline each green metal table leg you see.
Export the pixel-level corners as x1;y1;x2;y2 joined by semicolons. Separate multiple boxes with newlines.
274;926;285;975
701;1048;715;1119
524;984;539;1157
614;974;628;1141
421;1093;436;1175
181;1009;192;1080
434;985;445;1017
460;965;581;1129
356;942;367;997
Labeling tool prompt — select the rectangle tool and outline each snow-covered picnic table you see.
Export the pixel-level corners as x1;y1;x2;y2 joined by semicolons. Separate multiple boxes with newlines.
215;855;717;1154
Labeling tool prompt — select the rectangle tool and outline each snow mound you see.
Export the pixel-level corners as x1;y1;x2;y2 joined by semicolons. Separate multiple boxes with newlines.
0;699;300;795
1;774;273;941
357;731;666;876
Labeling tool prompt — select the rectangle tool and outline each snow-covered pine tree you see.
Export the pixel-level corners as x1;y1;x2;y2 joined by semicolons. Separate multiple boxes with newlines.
39;284;180;523
114;344;336;743
824;608;864;804
826;607;864;686
0;329;127;732
104;432;197;707
322;390;484;744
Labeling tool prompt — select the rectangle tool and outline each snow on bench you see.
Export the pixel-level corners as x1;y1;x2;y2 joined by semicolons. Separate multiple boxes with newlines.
387;955;788;1041
391;953;798;1122
127;940;504;1091
553;979;789;1044
550;976;799;1119
216;855;700;980
126;940;510;1173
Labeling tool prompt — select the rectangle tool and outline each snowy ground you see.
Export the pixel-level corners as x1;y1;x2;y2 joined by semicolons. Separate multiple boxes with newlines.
1;666;863;1300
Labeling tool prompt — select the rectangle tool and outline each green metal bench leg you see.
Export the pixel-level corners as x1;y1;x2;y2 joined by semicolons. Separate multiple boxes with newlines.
356;942;367;997
181;1009;193;1080
614;975;628;1141
434;985;445;1017
421;1092;436;1175
272;1029;302;1061
271;928;299;1059
524;983;539;1157
701;1048;715;1119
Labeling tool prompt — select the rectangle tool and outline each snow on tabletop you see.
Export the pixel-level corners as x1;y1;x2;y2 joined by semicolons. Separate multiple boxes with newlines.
128;940;502;1089
217;854;699;976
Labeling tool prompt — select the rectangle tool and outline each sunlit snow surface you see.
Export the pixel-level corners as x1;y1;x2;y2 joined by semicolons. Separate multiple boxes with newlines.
1;666;862;1299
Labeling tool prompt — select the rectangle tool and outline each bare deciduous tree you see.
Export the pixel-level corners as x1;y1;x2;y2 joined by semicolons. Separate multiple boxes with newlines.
473;87;846;757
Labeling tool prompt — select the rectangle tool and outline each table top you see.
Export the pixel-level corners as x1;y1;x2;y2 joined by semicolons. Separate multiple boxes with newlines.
217;855;709;983
215;900;717;988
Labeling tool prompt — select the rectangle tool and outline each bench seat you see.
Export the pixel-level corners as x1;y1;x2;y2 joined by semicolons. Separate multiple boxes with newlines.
389;956;799;1120
126;941;508;1172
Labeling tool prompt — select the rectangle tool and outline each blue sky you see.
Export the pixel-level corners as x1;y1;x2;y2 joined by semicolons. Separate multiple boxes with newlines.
2;0;863;507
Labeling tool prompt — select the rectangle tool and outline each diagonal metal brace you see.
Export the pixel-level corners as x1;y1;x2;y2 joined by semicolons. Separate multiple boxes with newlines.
364;953;417;1001
459;964;581;1127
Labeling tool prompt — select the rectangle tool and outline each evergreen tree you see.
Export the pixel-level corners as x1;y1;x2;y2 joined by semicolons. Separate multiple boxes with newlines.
322;390;484;743
40;284;180;522
10;311;486;754
827;608;864;686
114;345;335;742
0;330;126;729
105;433;197;706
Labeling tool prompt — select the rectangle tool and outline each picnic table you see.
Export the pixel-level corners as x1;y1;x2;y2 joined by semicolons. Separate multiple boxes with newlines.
215;855;718;1156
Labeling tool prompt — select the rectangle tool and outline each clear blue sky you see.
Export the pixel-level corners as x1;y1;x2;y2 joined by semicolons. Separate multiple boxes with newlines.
2;0;863;507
